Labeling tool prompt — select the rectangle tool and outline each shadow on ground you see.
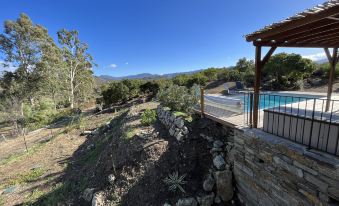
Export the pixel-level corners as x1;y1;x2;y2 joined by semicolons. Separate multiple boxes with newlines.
27;106;225;206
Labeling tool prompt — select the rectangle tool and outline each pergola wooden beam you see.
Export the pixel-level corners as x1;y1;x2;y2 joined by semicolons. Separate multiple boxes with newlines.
260;19;339;42
246;5;339;41
253;41;339;48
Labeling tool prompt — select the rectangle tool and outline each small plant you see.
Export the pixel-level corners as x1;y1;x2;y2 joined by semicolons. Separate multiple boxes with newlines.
140;109;157;126
163;171;187;193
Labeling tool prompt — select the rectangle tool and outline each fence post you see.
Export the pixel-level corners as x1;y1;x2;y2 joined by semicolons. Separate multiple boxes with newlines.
200;88;205;118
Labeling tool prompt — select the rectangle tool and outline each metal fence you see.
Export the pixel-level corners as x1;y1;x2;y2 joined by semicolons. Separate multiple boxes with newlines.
243;92;339;156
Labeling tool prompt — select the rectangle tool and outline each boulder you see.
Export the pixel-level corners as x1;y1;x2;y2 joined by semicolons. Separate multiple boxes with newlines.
176;197;197;206
197;193;215;206
213;140;224;148
213;155;226;170
214;170;233;202
163;203;171;206
92;191;105;206
203;175;215;192
82;188;95;202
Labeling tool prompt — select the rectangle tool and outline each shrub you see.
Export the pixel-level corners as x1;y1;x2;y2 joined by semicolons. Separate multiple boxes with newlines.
157;84;199;113
140;109;157;126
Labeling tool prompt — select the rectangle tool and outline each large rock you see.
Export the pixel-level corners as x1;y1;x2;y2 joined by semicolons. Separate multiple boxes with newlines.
214;170;233;202
197;193;215;206
82;188;95;202
213;155;226;170
203;175;215;192
176;197;197;206
92;191;105;206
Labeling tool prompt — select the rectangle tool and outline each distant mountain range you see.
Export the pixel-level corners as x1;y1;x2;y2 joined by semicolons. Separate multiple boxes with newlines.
97;69;202;81
315;58;328;64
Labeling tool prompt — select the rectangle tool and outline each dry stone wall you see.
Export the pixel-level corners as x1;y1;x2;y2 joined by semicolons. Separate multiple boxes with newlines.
157;110;339;206
233;128;339;206
157;105;189;141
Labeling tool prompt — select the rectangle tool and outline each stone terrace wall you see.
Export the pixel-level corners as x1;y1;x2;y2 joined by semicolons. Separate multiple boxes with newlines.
157;105;189;141
233;128;339;206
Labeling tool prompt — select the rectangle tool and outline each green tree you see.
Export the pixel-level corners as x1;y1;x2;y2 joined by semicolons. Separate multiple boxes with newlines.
38;38;67;109
263;53;316;90
202;68;218;81
57;29;95;109
0;13;54;117
235;57;254;73
101;81;129;107
121;79;143;99
173;74;190;86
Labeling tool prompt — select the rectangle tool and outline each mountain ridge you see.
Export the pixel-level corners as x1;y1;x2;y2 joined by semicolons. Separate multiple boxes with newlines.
97;69;203;81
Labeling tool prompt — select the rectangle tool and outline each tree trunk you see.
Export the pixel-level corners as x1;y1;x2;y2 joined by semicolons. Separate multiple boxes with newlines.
52;92;57;110
70;80;74;109
20;102;24;117
29;97;35;107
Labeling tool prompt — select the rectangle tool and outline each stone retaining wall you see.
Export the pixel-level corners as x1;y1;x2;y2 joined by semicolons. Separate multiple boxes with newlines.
157;105;189;141
232;128;339;206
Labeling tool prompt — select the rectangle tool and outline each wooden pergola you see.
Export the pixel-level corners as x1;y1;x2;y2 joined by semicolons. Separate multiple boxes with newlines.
246;0;339;128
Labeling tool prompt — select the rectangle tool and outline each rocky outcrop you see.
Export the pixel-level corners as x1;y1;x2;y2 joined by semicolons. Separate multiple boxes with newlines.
157;105;189;141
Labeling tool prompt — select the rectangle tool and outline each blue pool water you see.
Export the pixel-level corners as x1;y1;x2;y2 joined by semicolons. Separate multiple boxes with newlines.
242;94;307;110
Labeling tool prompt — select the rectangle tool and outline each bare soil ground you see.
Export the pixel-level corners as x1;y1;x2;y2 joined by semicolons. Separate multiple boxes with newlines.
0;108;116;206
0;100;230;206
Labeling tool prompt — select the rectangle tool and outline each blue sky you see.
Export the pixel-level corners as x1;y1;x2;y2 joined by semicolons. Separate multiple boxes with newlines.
0;0;327;77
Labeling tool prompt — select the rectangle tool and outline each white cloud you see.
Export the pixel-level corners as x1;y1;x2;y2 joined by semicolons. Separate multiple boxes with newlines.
109;64;117;68
302;52;326;61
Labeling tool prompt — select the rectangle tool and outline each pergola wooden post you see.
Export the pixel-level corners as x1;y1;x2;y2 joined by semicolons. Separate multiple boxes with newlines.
253;46;276;128
246;1;339;128
324;47;338;111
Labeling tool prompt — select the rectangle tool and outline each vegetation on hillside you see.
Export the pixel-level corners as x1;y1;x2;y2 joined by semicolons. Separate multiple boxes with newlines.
0;14;95;133
0;14;336;137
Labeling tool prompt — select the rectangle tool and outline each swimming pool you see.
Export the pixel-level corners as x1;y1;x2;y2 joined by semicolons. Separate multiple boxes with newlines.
242;94;308;110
